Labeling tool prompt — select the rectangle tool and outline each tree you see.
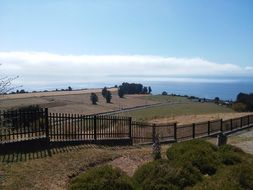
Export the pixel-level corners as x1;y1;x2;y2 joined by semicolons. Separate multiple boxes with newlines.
68;86;72;91
148;86;152;94
105;90;112;103
214;97;220;104
118;87;124;98
90;93;98;105
0;64;19;95
142;86;148;94
102;87;108;98
162;91;168;96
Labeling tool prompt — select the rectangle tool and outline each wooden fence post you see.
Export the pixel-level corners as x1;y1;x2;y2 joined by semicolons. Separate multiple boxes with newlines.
220;119;223;132
45;108;49;140
208;121;211;135
152;124;156;143
248;115;250;126
174;123;177;142
240;117;243;128
230;119;233;131
129;117;132;145
94;115;97;141
192;123;195;138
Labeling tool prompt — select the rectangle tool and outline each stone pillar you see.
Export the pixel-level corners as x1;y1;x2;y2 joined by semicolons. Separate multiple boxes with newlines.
217;133;227;146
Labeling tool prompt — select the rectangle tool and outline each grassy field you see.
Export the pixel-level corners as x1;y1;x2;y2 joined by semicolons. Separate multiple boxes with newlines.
120;101;234;121
141;94;191;103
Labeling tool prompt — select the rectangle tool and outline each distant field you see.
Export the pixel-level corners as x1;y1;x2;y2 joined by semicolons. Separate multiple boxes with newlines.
141;94;190;103
119;101;235;121
0;90;158;115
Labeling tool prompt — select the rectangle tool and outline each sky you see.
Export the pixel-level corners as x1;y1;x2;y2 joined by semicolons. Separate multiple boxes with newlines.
0;0;253;90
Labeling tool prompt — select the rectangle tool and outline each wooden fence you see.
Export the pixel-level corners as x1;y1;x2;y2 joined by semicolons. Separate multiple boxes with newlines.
1;108;253;146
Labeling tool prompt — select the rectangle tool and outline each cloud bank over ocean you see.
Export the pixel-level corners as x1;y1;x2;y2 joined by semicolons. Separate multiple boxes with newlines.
0;51;252;90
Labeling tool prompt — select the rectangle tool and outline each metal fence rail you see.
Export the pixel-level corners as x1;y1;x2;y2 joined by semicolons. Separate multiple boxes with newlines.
1;108;253;146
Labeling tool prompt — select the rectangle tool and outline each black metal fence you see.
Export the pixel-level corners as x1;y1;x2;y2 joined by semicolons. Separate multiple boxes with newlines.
1;108;253;146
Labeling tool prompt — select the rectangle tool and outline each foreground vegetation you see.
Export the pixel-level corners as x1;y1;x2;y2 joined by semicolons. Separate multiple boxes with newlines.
69;140;253;190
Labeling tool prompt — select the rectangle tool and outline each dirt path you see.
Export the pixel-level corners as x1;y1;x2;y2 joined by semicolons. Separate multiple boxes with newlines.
227;128;253;154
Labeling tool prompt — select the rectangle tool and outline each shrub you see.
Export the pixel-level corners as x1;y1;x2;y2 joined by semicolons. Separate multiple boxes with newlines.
69;165;135;190
105;91;112;103
166;140;220;175
192;163;253;190
133;160;202;190
218;145;242;165
118;87;125;98
102;87;108;98
90;93;98;105
232;102;247;112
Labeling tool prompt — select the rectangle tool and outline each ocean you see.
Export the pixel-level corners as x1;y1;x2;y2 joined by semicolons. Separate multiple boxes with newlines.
23;79;253;101
146;81;253;101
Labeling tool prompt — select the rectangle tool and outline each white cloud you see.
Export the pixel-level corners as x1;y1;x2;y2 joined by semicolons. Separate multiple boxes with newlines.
0;51;252;89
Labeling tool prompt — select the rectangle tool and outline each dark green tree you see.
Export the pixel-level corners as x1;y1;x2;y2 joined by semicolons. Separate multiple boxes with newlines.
162;91;168;96
118;87;124;98
102;87;108;98
148;86;152;94
90;93;98;105
214;97;220;104
105;90;112;103
68;86;72;91
142;86;148;94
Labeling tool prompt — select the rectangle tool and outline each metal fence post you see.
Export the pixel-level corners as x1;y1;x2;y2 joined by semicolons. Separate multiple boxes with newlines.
129;117;132;145
45;108;49;140
174;123;177;142
152;124;156;143
208;121;211;135
94;115;97;141
192;123;195;138
220;119;223;132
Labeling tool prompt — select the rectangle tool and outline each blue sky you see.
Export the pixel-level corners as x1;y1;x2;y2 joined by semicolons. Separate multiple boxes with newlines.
0;0;253;89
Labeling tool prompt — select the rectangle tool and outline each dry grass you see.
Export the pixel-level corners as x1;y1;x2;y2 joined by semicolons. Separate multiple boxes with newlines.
0;90;158;115
0;144;165;190
150;112;252;125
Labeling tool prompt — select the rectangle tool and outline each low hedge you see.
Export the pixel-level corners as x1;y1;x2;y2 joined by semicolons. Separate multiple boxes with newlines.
69;165;135;190
133;160;202;190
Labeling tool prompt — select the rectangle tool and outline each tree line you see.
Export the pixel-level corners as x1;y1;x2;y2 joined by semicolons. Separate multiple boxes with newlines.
232;92;253;111
90;83;152;105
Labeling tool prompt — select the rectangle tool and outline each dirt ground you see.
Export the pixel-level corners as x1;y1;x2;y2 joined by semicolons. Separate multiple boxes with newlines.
0;89;157;115
150;112;253;125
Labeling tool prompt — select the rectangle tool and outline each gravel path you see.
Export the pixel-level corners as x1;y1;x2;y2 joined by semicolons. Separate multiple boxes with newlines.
228;128;253;154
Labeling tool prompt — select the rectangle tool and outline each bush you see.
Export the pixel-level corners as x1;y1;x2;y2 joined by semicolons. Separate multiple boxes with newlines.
192;163;253;190
166;140;220;175
232;102;247;112
90;93;98;105
218;145;242;165
133;160;202;190
105;91;112;103
69;165;135;190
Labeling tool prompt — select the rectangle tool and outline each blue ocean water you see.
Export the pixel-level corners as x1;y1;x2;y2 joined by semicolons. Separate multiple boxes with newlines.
147;81;253;101
25;79;253;101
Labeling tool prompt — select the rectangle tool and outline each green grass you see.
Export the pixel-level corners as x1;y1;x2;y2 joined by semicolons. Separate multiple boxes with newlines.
140;95;191;103
121;102;234;121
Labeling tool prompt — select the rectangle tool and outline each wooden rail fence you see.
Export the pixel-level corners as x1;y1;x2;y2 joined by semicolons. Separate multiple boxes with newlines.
1;108;253;146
